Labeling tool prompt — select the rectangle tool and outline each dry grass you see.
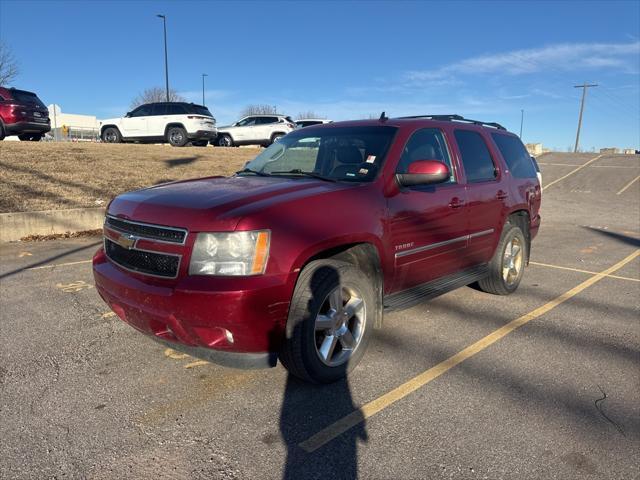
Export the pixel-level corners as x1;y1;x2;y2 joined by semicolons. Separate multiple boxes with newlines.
0;142;261;213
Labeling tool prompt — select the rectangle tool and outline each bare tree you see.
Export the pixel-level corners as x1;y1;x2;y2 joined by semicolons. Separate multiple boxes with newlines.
130;87;186;108
0;41;19;86
239;104;277;117
296;111;323;120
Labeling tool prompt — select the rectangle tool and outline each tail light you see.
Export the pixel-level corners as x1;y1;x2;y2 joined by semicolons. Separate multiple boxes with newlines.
187;115;208;120
287;122;295;129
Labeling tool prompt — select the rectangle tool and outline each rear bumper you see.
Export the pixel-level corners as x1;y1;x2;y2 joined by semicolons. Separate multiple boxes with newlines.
93;248;292;367
4;121;51;134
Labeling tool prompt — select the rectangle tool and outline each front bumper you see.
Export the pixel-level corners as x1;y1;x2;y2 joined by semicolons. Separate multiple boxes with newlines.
5;121;51;135
93;248;291;368
188;129;218;140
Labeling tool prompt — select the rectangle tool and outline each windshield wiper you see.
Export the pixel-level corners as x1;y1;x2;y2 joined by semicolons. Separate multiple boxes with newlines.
235;168;271;177
270;169;337;182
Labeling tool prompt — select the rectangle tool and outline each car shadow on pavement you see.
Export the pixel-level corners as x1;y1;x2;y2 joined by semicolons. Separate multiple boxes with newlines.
277;264;368;479
581;226;640;248
0;240;101;280
164;156;200;168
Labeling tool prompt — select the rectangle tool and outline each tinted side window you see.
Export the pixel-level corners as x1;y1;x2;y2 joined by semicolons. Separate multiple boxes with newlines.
397;128;455;183
257;116;278;125
237;117;257;126
130;105;152;117
165;104;186;115
454;130;497;182
150;104;166;116
491;133;537;178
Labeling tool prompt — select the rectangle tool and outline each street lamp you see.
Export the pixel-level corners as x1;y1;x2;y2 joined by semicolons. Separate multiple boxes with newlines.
202;73;208;106
156;14;169;102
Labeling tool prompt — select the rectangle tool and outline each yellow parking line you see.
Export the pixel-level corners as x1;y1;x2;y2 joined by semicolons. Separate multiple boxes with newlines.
26;259;92;271
542;154;603;191
299;250;639;453
184;360;210;369
616;175;640;195
530;261;639;282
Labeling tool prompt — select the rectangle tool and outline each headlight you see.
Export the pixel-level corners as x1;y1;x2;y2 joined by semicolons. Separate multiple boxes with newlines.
189;231;270;276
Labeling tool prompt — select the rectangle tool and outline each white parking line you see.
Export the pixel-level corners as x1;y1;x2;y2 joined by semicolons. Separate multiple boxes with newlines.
542;154;603;191
616;175;640;195
26;259;92;271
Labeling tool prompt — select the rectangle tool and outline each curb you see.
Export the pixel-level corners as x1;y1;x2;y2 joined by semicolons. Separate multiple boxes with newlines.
0;207;105;242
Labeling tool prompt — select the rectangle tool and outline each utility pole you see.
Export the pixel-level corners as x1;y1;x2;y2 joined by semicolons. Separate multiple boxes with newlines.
202;73;208;106
519;109;524;139
573;83;597;153
156;14;170;102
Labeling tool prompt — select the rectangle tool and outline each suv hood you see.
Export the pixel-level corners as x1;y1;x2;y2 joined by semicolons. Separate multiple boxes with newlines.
107;176;349;231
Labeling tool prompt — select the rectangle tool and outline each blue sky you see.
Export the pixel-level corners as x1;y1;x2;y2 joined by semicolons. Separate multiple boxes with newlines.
1;0;638;150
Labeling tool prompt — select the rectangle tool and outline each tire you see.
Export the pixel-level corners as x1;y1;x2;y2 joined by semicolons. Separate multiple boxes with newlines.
167;126;188;147
270;133;284;145
477;221;527;295
30;133;43;142
216;134;233;147
279;259;376;384
191;140;208;147
101;127;122;143
0;123;5;141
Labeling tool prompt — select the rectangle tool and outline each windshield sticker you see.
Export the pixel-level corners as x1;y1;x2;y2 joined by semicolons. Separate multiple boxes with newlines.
366;155;376;163
358;168;369;175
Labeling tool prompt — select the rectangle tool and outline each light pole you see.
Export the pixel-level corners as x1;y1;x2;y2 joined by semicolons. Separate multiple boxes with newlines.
156;14;169;102
519;109;524;139
202;73;208;106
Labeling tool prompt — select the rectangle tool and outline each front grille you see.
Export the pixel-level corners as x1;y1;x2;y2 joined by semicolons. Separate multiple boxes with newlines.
105;239;180;278
105;216;187;244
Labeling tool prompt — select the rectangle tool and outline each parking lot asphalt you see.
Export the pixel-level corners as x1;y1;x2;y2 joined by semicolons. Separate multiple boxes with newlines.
1;153;638;480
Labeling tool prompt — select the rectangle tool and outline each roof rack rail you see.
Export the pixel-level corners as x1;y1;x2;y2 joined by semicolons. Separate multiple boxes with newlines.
396;114;506;131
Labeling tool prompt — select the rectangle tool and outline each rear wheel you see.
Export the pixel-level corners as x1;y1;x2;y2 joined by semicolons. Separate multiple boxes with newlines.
270;133;284;145
101;127;121;143
216;134;233;147
279;259;375;383
167;126;188;147
477;221;527;295
0;123;5;140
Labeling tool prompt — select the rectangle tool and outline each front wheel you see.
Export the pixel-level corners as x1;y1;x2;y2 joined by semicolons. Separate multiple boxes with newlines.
216;134;233;147
101;127;121;143
167;126;188;147
279;259;375;383
477;221;527;295
270;133;284;145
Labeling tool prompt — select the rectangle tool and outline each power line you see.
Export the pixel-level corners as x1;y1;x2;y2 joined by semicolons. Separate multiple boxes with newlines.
573;83;598;153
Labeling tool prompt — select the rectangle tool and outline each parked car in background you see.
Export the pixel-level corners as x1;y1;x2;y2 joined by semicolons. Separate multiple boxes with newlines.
0;87;50;141
215;114;295;147
94;114;542;383
295;118;333;129
100;102;217;147
531;156;542;187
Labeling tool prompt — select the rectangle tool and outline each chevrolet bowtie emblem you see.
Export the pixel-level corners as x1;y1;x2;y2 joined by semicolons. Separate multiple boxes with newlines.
114;233;137;250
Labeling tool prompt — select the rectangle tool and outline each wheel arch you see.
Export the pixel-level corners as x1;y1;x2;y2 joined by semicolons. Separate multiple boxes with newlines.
164;122;187;137
100;124;120;136
300;242;384;328
506;209;531;265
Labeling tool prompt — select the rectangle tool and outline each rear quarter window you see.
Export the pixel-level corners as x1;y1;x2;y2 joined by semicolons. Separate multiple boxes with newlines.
491;133;537;179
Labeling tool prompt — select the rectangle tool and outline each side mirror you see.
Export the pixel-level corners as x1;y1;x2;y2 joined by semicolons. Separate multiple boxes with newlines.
125;112;132;118
396;160;450;187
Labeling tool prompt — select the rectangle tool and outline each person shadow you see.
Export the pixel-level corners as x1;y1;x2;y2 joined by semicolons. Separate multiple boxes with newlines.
276;264;369;479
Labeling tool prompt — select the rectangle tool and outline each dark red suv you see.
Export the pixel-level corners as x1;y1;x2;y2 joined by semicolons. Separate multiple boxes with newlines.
93;114;542;383
0;87;50;141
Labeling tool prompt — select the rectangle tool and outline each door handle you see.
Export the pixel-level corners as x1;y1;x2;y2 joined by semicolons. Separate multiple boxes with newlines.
449;198;465;209
496;190;509;200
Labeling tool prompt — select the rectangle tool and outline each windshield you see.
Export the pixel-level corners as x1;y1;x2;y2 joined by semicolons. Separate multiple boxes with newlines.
242;126;397;182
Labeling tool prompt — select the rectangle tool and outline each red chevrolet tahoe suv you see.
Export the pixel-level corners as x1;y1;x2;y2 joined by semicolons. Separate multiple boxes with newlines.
0;87;50;141
93;114;541;383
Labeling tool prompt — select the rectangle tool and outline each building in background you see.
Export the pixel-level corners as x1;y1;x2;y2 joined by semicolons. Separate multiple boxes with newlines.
47;104;99;141
525;143;544;156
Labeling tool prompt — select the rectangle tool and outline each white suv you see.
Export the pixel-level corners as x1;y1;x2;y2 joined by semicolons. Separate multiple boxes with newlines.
215;114;295;147
100;102;217;147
